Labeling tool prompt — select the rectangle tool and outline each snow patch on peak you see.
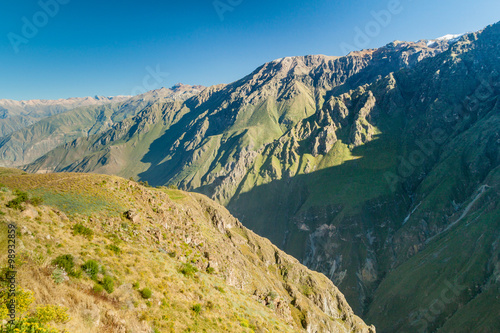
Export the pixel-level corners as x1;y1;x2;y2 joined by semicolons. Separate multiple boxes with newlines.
425;33;463;47
436;34;462;41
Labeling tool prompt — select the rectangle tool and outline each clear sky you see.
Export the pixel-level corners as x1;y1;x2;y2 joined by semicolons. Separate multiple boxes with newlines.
1;0;499;100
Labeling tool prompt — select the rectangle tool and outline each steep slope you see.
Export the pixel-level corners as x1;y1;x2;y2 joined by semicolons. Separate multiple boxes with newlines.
21;22;500;332
0;85;204;167
228;23;500;332
0;168;374;332
0;95;131;137
24;39;450;201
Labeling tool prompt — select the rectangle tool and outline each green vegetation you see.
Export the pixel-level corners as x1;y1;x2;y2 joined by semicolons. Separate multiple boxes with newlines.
51;267;67;284
140;288;152;299
5;190;42;210
191;303;202;315
0;285;68;333
51;254;75;274
101;276;114;294
81;260;100;280
105;244;121;254
73;223;94;239
178;262;198;277
93;284;104;293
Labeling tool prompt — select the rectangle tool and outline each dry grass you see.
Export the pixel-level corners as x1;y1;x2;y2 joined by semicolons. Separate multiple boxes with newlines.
0;168;370;333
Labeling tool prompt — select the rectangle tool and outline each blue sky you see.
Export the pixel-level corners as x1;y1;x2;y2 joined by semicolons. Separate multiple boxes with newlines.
1;0;499;100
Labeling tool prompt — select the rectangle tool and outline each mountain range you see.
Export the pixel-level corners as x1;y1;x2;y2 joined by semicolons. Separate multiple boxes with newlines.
1;22;500;332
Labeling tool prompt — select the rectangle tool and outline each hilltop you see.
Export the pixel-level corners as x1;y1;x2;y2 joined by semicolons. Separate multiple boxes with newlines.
0;168;374;332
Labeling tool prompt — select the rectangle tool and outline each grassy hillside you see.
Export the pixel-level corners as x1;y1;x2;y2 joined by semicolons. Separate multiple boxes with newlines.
0;168;374;332
0;87;203;168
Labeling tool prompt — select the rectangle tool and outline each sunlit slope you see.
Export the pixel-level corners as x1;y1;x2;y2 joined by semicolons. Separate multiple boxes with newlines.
0;168;374;332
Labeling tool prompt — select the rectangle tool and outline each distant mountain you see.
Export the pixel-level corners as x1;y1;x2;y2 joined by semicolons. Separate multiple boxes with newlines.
20;22;500;332
0;95;130;137
0;168;374;332
0;84;205;167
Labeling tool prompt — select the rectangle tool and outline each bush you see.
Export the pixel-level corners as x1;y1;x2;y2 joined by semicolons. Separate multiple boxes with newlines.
102;276;114;294
51;254;74;273
0;318;60;333
106;244;121;254
34;305;69;323
140;288;152;299
51;267;68;284
29;196;43;206
6;190;29;210
93;284;104;293
0;287;34;319
191;303;202;315
73;224;94;239
206;267;215;274
178;263;198;277
82;260;100;280
132;281;140;289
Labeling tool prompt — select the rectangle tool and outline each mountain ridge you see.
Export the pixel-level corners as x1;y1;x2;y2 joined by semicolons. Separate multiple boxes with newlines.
0;168;375;332
9;21;500;333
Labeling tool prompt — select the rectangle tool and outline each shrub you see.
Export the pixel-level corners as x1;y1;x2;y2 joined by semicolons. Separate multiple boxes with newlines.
0;318;60;333
82;260;100;280
34;305;69;323
168;184;178;190
0;287;34;319
140;288;152;299
51;254;74;273
132;281;140;289
51;267;68;284
178;263;198;277
6;190;29;210
29;196;43;206
105;244;121;254
73;223;94;239
93;284;104;293
206;267;215;274
191;303;202;315
102;276;114;294
239;317;251;328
